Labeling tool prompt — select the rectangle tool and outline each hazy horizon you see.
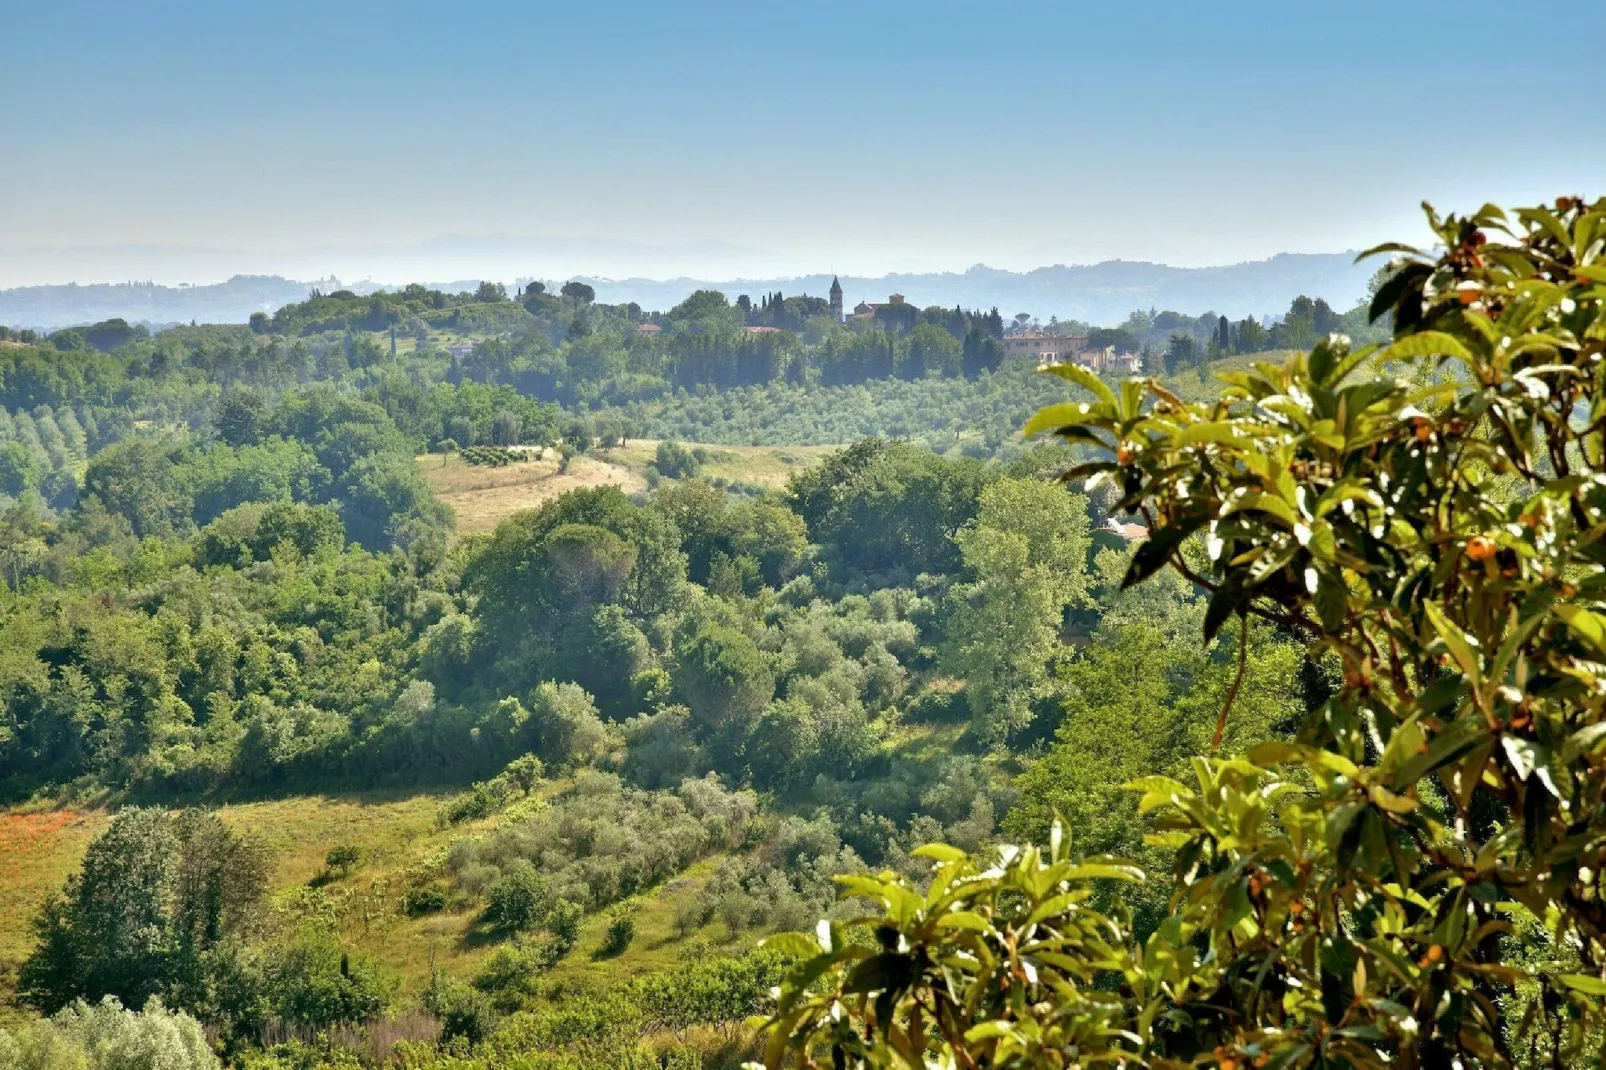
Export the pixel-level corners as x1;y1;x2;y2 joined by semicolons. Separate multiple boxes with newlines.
0;236;1366;293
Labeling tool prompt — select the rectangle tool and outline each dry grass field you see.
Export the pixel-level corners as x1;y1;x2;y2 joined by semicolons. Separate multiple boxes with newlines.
421;450;647;535
421;440;841;535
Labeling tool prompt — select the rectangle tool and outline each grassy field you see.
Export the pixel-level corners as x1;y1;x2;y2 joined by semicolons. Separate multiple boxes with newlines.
421;441;839;536
420;450;647;535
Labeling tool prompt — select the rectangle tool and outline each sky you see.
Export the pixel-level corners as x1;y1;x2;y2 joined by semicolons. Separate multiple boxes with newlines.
2;0;1603;287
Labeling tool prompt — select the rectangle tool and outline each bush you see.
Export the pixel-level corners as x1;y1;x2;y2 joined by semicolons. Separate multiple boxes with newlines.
654;440;701;479
472;943;547;1010
600;912;636;957
460;445;522;467
324;843;361;875
673;896;709;938
444;755;545;825
402;887;447;916
484;863;551;932
266;933;391;1028
546;899;583;955
423;972;497;1046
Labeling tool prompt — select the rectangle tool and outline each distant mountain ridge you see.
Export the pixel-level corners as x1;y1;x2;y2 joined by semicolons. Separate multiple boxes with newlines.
584;252;1376;326
0;252;1375;332
0;276;322;333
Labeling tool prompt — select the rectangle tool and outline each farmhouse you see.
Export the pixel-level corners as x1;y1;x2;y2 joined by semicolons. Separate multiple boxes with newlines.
1001;331;1089;364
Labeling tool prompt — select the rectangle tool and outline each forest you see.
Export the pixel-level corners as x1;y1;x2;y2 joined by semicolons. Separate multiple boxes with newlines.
3;195;1605;1070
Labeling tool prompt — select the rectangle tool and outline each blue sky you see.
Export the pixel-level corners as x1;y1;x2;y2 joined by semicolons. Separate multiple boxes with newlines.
3;0;1602;284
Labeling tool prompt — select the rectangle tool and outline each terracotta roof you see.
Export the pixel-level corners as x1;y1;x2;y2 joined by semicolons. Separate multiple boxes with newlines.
1106;519;1149;541
745;325;782;333
637;323;661;334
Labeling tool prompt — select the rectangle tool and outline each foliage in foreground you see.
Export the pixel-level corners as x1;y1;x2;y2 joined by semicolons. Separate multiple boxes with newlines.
760;197;1606;1067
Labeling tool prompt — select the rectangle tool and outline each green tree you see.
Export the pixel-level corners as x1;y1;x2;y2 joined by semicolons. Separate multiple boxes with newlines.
0;997;219;1070
944;478;1090;744
1161;331;1198;374
81;438;188;538
215;390;266;447
786;439;992;582
338;452;451;551
0;440;42;496
674;620;774;735
20;809;269;1015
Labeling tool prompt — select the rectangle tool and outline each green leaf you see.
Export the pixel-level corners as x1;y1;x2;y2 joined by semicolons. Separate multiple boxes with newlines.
1124;775;1189;795
1023;402;1103;440
1501;736;1539;782
1559;974;1606;996
1038;361;1117;407
1061;862;1144;883
1369;262;1430;325
910;843;967;863
1562;722;1606;763
1389;716;1490;789
1202;585;1242;644
1424;601;1483;690
934;911;990;931
843;952;917;995
1172;421;1261;449
763;932;827;959
1516;206;1574;250
1121;524;1193;590
1554;604;1606;658
1380;330;1478;366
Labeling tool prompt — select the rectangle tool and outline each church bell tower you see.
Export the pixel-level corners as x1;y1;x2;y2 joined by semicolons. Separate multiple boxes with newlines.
829;276;843;322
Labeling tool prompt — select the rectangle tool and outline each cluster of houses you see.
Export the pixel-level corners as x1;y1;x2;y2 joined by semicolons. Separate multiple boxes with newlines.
1000;331;1144;375
445;281;1144;379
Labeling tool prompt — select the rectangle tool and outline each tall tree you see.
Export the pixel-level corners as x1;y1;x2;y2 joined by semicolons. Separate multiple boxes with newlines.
944;478;1089;744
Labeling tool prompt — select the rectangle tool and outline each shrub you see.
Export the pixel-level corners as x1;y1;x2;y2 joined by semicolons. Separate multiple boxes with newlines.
600;912;636;957
654;440;701;479
546;899;583;955
673;897;707;939
472;944;546;1010
423;972;497;1046
324;844;361;875
402;887;447;916
484;863;551;932
266;933;391;1028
